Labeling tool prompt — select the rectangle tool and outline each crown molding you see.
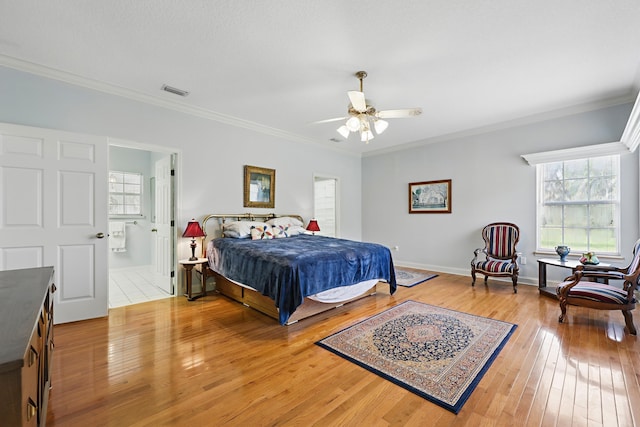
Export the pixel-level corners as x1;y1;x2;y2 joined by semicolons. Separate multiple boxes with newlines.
521;141;631;165
0;54;361;158
621;90;640;152
363;93;636;158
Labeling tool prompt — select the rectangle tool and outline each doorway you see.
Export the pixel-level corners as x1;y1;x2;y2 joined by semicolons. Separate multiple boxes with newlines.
108;144;177;308
313;175;339;237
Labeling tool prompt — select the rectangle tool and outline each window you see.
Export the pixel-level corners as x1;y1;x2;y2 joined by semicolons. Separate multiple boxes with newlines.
314;176;338;237
537;155;620;254
109;171;143;216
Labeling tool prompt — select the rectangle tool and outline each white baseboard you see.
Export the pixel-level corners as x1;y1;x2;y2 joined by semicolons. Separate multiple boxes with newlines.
393;261;539;287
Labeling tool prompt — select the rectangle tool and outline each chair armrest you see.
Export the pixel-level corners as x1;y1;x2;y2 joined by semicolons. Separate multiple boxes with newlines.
557;270;584;298
471;248;485;265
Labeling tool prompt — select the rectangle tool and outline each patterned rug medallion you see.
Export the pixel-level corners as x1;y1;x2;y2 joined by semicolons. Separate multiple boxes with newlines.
394;267;438;287
316;300;517;414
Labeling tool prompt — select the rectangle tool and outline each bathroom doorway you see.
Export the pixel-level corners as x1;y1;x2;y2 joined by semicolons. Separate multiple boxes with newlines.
108;144;177;308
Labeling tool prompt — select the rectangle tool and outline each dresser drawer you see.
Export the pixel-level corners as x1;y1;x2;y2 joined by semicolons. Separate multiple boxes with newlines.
21;326;41;427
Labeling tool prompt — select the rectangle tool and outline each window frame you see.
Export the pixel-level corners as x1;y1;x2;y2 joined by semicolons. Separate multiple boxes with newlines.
108;170;144;218
535;155;621;256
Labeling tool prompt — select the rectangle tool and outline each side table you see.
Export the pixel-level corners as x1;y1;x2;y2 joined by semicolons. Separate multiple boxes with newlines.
179;258;209;300
538;258;612;299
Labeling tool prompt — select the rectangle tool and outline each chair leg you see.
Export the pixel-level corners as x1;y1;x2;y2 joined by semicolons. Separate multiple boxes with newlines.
622;310;637;335
512;275;518;294
558;299;567;323
471;269;476;286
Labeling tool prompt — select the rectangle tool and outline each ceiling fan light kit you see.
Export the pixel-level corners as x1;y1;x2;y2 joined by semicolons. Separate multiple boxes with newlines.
320;70;422;144
374;119;389;134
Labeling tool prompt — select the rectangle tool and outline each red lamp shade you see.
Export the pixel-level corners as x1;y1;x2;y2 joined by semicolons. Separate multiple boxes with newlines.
183;219;205;260
306;219;320;234
182;219;205;238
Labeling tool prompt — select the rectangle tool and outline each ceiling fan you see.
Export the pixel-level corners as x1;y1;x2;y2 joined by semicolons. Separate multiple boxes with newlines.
316;71;422;143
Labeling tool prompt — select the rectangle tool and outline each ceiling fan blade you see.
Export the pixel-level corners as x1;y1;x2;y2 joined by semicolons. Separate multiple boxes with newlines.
311;116;348;124
348;91;367;112
377;108;422;119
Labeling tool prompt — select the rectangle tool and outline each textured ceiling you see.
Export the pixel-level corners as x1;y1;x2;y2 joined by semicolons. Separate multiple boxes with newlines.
1;1;640;155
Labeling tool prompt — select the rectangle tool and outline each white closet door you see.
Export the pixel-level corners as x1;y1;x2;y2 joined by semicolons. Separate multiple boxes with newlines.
0;123;109;323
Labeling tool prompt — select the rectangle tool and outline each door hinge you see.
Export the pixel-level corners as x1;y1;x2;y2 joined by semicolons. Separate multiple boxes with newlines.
170;220;175;227
171;271;175;278
171;169;175;176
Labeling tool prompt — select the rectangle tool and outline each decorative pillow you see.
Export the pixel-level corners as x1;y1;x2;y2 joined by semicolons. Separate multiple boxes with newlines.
272;225;291;238
222;221;269;239
250;225;274;240
266;216;303;227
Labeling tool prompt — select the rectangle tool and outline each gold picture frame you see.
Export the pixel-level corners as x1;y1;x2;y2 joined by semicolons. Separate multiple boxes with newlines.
244;165;275;208
409;179;452;213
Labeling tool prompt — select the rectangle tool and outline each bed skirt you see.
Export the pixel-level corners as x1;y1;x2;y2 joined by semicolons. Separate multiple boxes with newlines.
211;272;381;325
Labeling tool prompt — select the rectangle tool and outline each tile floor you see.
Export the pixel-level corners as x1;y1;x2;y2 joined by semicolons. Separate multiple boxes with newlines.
109;265;173;308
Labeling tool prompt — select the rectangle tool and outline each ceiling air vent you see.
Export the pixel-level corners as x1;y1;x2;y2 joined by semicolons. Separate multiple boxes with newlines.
161;84;189;97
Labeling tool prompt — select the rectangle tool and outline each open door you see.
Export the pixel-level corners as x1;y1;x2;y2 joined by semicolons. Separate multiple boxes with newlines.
0;123;109;323
151;154;174;294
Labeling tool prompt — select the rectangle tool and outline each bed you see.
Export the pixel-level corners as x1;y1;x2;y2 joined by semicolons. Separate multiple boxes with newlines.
200;213;396;325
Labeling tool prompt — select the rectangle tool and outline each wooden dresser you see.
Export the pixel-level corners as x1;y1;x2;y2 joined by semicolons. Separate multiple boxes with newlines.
0;267;55;427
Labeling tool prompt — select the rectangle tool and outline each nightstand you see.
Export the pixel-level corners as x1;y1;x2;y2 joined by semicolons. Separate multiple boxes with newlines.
179;258;209;300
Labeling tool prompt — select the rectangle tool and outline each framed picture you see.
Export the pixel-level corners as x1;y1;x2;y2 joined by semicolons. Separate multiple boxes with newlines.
409;179;452;214
244;165;275;208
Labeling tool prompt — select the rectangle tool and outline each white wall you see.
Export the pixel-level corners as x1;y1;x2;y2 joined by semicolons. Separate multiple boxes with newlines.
2;65;637;288
362;103;639;285
0;66;364;262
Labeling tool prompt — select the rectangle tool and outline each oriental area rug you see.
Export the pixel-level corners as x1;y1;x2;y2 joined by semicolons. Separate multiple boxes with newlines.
394;267;438;287
316;300;517;414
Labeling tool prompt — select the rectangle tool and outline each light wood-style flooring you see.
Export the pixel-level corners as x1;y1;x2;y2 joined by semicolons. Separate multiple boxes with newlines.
46;272;640;426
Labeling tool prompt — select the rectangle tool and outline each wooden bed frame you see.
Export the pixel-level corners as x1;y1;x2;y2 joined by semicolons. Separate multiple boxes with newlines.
200;213;383;325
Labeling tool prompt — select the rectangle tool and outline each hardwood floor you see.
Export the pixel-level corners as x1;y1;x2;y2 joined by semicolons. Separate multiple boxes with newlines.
46;273;640;426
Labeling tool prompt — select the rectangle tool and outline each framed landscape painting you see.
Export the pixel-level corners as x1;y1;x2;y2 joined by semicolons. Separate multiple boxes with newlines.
409;179;452;214
244;165;275;208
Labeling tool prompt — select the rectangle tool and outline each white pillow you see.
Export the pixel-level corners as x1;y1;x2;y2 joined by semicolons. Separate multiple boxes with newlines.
222;221;269;238
266;216;303;227
250;225;274;240
285;225;306;236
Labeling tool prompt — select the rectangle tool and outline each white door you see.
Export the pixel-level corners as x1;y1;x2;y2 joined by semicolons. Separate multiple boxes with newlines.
0;123;109;323
151;155;174;294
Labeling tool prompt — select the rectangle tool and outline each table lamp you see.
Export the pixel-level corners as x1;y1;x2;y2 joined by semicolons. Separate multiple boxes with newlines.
182;219;205;260
306;219;320;235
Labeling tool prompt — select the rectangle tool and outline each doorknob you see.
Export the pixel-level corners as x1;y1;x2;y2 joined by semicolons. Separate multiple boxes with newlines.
151;228;158;232
96;232;105;239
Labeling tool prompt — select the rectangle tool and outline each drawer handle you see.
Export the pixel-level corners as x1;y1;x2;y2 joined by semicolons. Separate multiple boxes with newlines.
28;346;38;367
27;398;37;421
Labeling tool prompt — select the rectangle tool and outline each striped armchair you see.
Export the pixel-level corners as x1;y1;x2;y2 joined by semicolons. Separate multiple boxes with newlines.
471;222;520;293
557;238;640;335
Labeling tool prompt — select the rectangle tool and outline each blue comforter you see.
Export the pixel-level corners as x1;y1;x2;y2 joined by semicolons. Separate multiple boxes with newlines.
207;234;396;324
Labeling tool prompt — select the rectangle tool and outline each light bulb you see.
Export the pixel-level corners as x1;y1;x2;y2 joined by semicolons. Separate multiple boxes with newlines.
346;116;361;132
374;119;388;134
337;125;350;139
361;130;374;143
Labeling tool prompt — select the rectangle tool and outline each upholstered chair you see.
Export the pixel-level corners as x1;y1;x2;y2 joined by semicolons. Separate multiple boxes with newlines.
471;222;520;293
557;238;640;335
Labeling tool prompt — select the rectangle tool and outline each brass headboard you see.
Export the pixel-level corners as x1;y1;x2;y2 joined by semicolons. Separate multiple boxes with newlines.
200;213;305;256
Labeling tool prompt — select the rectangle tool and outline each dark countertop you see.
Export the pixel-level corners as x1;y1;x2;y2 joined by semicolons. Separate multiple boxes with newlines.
0;266;54;373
